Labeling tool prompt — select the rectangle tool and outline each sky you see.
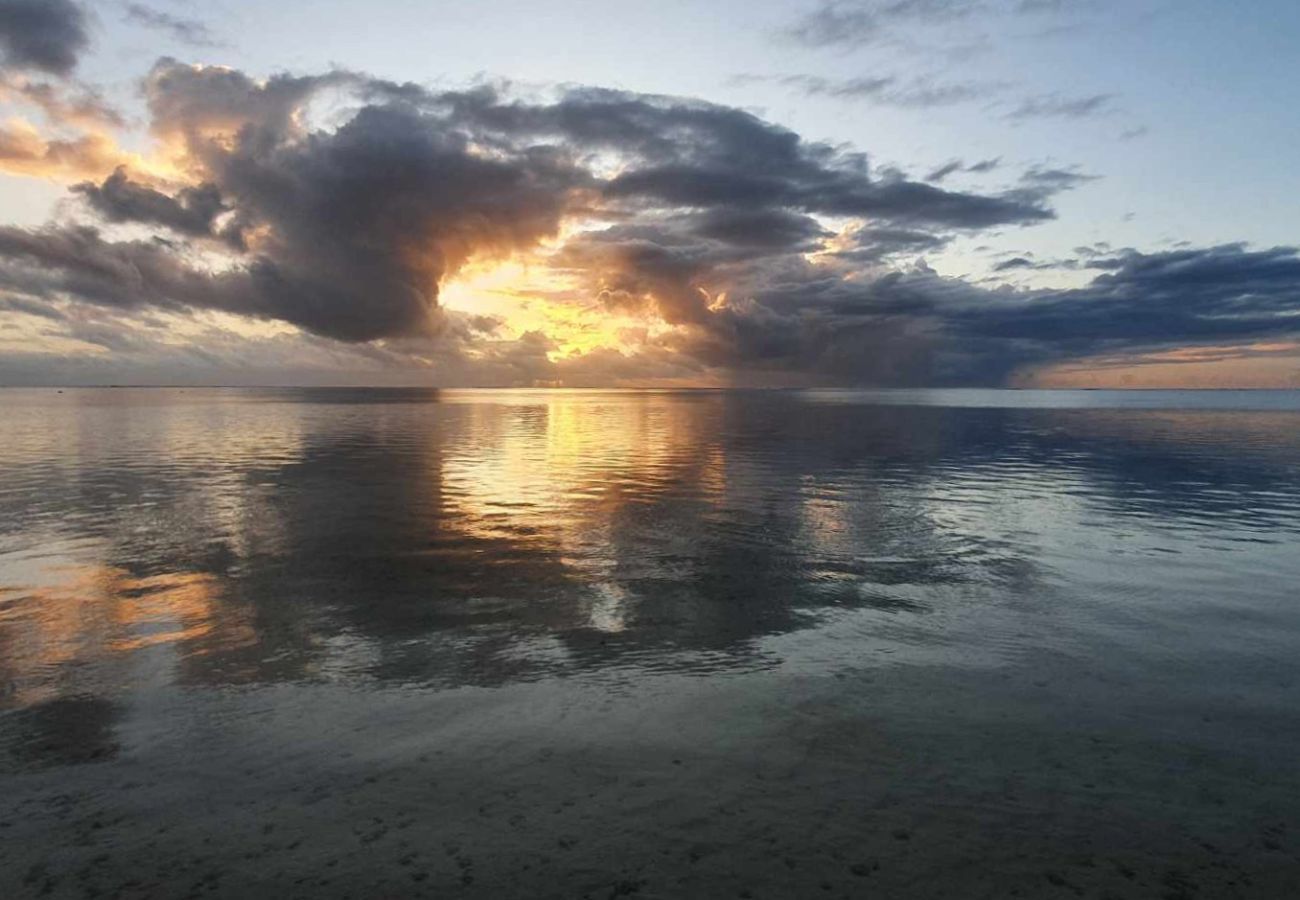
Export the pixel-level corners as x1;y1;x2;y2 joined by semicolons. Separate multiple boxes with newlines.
0;0;1297;388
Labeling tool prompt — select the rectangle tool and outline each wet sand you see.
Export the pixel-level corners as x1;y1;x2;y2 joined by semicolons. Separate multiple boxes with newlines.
4;657;1298;899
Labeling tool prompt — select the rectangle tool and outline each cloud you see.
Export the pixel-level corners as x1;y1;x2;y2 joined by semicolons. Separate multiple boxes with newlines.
990;254;1079;272
683;208;830;250
73;167;231;240
1006;92;1114;120
0;62;1057;346
833;226;951;262
939;244;1300;380
0;119;131;179
1013;165;1098;197
0;0;89;76
783;1;981;49
0;4;132;183
122;4;221;48
2;59;1295;389
0;75;124;128
554;239;1300;386
780;0;1099;51
925;157;1000;182
759;72;1003;108
851;246;1299;383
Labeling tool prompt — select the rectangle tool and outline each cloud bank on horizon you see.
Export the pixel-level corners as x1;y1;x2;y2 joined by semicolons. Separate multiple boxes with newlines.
0;0;1297;388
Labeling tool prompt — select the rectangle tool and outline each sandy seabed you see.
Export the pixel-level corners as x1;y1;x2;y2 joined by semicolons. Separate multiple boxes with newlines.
3;656;1297;900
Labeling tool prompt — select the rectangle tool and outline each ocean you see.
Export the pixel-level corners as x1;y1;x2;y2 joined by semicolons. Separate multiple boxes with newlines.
2;388;1298;897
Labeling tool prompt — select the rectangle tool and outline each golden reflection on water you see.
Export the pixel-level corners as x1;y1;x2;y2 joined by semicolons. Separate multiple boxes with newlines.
0;563;254;708
443;393;727;530
439;392;733;626
439;393;731;632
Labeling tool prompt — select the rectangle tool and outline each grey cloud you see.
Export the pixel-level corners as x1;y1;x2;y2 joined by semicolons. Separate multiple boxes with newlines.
1007;165;1098;203
74;167;230;240
781;0;1098;51
1006;92;1114;120
0;0;88;76
992;256;1035;271
776;73;1001;108
835;227;950;262
832;244;1300;382
1;293;64;319
0;76;124;128
784;1;982;49
143;58;352;143
925;160;963;182
942;245;1300;379
602;164;1050;230
925;157;1000;182
684;208;829;250
991;255;1078;272
123;4;221;48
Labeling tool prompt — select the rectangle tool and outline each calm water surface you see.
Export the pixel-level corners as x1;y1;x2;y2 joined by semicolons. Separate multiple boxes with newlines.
2;388;1299;897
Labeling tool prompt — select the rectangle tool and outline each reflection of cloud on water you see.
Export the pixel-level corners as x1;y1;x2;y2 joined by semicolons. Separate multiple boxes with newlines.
0;388;1298;753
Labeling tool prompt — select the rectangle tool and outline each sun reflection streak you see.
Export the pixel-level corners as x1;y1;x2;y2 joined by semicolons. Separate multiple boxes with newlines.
436;392;729;631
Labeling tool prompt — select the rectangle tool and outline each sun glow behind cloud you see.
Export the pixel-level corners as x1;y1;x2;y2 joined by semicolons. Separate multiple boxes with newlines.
439;244;677;362
0;0;1298;389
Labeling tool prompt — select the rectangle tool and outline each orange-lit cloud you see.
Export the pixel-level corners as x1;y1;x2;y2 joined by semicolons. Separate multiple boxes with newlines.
0;117;138;180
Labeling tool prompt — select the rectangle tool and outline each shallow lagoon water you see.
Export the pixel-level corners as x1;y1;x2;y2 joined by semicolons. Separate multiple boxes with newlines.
1;388;1299;898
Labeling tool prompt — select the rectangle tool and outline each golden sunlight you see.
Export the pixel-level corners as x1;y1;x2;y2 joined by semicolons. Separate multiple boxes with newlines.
439;252;671;359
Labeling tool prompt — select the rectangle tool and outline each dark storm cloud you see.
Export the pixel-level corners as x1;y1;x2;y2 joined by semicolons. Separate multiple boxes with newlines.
0;0;88;76
604;164;1049;229
123;4;220;48
979;245;1300;345
0;64;1057;343
835;226;950;261
74;167;229;240
434;85;1055;227
684;208;829;250
740;244;1300;384
0;224;251;316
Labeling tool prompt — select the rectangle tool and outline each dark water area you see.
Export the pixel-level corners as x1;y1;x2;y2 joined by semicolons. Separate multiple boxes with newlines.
2;388;1299;898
